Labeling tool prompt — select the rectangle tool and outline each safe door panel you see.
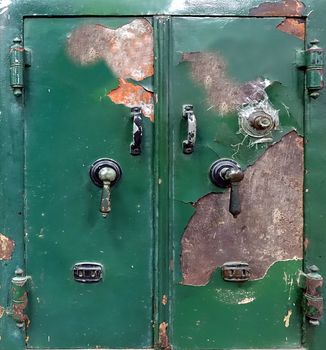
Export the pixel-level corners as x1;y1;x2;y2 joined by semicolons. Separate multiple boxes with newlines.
170;17;304;349
24;18;154;349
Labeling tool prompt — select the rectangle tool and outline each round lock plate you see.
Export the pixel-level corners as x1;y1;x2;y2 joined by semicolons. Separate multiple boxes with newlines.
89;158;122;187
209;159;241;188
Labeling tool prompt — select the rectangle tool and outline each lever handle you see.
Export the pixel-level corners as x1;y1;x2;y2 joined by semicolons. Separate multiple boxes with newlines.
130;107;142;156
89;158;122;218
99;167;117;217
209;159;244;218
224;169;244;218
182;104;197;154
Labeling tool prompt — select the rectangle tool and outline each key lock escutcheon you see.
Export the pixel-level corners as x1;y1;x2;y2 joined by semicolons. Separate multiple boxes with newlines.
90;158;122;218
209;159;244;218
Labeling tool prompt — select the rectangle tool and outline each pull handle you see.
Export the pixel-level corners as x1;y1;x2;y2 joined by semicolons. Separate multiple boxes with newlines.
182;104;197;154
130;107;142;156
89;158;122;218
209;159;244;218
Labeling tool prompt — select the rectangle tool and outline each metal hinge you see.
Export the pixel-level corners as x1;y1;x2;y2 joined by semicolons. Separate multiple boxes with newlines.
298;265;324;326
9;37;31;97
9;268;31;328
296;39;324;99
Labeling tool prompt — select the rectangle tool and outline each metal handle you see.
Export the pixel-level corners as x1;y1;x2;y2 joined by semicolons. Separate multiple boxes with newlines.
182;104;197;154
99;167;117;217
130;107;142;156
89;158;122;218
209;159;244;218
223;168;244;218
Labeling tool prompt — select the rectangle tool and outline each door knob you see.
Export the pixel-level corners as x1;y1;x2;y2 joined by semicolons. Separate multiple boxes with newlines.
209;159;244;218
89;158;122;218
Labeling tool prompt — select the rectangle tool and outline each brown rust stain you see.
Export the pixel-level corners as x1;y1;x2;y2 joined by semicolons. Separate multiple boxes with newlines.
67;19;154;81
182;52;268;115
13;292;30;327
162;294;168;305
277;18;305;40
108;78;154;121
0;233;15;260
249;0;305;16
0;306;5;318
159;322;171;350
181;131;303;286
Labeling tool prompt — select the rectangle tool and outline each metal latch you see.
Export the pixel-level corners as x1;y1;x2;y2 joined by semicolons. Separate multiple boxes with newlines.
73;262;103;283
221;262;250;282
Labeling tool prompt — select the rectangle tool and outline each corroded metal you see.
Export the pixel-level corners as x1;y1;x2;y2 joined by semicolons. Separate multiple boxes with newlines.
67;19;154;81
181;131;303;286
0;233;15;260
182;52;269;115
108;79;154;121
277;18;305;40
249;0;305;16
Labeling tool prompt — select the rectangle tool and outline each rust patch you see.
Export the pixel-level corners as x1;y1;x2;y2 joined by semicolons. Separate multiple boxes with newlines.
13;292;30;327
182;52;269;115
277;18;305;40
162;294;168;305
0;306;5;318
159;322;171;350
67;19;154;81
0;233;15;260
181;131;303;286
249;0;305;16
108;78;154;121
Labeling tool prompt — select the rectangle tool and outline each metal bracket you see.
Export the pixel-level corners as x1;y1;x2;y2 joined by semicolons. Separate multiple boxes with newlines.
9;37;31;97
182;104;197;154
296;39;324;99
73;262;103;283
221;262;250;282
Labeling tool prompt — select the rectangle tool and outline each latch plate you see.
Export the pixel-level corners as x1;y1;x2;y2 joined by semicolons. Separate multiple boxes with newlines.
73;262;103;283
221;262;250;282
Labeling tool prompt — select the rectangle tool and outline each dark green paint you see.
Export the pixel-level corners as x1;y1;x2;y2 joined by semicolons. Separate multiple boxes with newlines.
0;1;326;349
23;17;154;349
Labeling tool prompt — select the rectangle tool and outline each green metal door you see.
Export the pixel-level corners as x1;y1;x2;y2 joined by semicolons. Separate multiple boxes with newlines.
24;17;154;349
168;17;305;349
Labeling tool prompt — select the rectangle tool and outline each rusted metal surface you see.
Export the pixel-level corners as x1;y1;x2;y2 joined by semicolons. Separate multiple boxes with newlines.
0;233;15;260
67;19;154;81
162;294;168;305
181;131;303;286
12;291;30;327
182;52;269;115
159;322;171;350
0;305;5;318
108;78;154;121
249;0;305;16
277;18;305;40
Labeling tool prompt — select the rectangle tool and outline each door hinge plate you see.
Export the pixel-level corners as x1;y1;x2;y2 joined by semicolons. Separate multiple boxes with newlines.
299;265;324;326
9;37;31;97
296;39;324;98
